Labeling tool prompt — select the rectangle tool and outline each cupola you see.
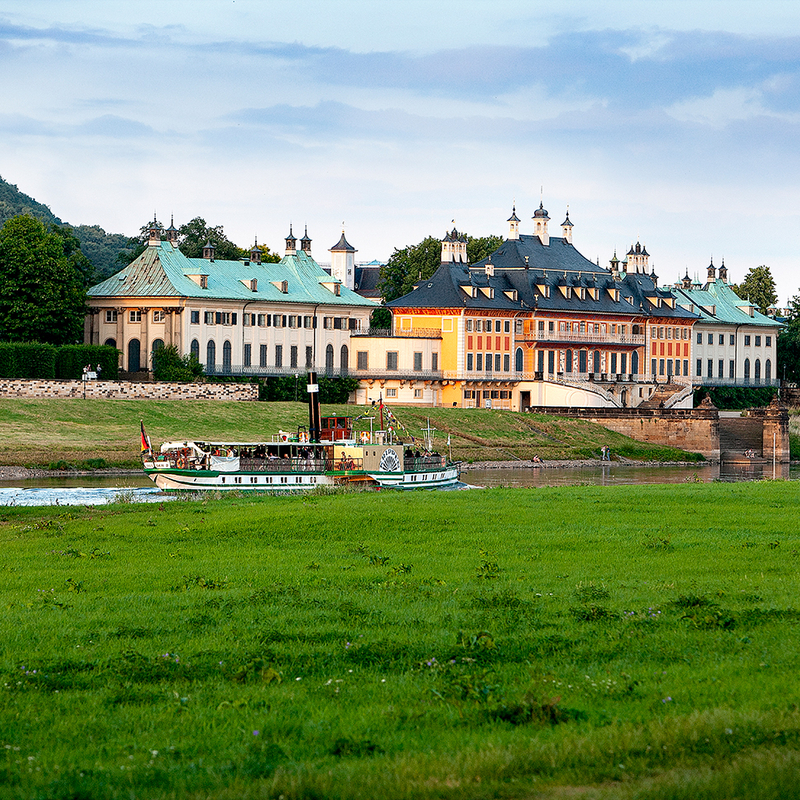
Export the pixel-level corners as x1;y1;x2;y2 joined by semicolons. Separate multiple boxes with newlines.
285;225;297;255
300;225;312;254
561;208;573;244
147;215;161;247
250;238;262;264
707;258;716;282
165;215;178;245
532;201;550;246
329;228;357;290
202;241;215;261
507;204;520;240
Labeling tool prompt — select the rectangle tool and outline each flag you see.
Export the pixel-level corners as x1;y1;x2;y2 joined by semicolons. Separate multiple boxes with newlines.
447;434;451;447
140;421;151;453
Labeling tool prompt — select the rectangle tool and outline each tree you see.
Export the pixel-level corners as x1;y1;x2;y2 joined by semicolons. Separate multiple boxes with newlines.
379;232;503;303
777;294;800;384
370;306;392;330
730;265;778;315
0;215;87;344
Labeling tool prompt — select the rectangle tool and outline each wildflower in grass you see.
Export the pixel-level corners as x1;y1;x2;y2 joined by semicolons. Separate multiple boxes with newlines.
252;730;259;736
662;696;672;703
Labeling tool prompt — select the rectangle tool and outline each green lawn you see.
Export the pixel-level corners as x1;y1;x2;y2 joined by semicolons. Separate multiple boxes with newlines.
0;398;701;468
0;482;798;799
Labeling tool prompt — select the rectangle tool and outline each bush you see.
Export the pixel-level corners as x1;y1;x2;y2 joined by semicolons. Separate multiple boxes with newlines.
151;344;203;381
694;385;778;409
55;344;119;379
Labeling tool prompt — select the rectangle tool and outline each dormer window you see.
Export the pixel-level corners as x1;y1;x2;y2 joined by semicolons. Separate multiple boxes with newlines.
200;275;208;289
503;290;518;301
273;279;289;294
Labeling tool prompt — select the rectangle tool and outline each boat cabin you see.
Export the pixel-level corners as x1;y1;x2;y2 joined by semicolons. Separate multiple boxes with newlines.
320;416;353;442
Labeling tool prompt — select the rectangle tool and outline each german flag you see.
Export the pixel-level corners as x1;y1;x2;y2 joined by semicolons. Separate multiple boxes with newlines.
140;421;151;453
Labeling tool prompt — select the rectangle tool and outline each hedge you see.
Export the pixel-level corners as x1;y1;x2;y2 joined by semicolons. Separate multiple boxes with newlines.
0;343;119;380
693;385;778;409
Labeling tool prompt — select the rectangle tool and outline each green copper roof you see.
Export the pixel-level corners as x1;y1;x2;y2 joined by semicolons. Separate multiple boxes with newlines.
674;279;784;328
88;242;375;307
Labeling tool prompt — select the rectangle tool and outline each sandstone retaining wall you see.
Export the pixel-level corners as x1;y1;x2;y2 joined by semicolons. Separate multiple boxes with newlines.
0;379;258;401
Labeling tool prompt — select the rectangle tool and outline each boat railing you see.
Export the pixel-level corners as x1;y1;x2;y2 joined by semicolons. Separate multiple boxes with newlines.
403;455;446;471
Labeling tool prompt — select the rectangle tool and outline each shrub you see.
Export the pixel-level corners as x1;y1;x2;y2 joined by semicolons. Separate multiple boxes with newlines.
694;385;778;409
55;344;119;379
151;344;203;381
0;342;57;378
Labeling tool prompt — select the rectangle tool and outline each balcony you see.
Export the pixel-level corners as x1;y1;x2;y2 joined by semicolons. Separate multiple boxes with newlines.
204;364;443;381
351;327;442;339
521;330;646;346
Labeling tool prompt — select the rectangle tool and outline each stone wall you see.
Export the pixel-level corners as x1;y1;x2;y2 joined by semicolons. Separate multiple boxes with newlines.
0;379;258;401
527;401;791;462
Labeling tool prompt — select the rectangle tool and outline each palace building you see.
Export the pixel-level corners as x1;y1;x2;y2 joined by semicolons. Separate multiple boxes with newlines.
359;203;699;409
85;220;375;375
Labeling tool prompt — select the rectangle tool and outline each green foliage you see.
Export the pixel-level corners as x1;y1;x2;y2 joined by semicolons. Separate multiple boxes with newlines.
318;375;359;403
379;231;503;302
777;293;800;383
693;385;778;409
178;216;246;261
370;306;392;329
0;215;87;344
729;265;778;314
0;341;56;377
71;224;130;281
151;344;204;381
0;173;61;228
55;344;119;379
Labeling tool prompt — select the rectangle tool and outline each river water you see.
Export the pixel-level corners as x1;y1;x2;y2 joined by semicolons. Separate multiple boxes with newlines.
0;461;794;506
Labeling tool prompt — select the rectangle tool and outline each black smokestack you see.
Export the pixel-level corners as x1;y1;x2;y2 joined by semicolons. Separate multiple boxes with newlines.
307;371;321;443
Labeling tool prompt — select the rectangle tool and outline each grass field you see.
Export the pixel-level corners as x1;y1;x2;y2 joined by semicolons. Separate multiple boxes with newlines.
0;482;798;799
0;398;702;468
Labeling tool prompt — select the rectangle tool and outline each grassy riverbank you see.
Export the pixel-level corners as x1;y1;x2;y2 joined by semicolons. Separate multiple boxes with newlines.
0;398;700;468
0;482;797;799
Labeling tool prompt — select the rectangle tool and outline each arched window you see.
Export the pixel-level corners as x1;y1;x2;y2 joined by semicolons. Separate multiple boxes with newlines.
325;344;334;374
190;339;200;361
593;350;601;373
565;349;573;373
765;359;772;383
223;340;232;373
754;358;761;385
128;338;141;372
631;351;639;376
104;338;116;348
340;344;349;374
151;338;164;354
578;350;587;373
744;358;750;384
515;347;523;372
207;340;216;369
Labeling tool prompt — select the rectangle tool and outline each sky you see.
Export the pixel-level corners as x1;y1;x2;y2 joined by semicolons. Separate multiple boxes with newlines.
1;0;800;301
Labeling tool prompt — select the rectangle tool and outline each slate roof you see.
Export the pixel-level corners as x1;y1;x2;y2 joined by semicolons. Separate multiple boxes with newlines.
673;279;784;328
88;241;375;308
353;264;383;298
387;234;697;321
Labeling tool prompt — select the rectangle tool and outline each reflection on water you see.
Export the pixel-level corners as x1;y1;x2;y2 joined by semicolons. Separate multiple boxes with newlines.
464;460;796;488
0;462;794;504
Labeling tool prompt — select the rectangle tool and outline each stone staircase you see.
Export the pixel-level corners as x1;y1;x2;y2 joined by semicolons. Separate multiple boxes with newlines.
719;415;764;459
637;383;688;409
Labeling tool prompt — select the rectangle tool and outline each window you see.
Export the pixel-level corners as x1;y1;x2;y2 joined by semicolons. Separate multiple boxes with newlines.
467;353;474;371
243;313;252;327
386;388;397;398
323;317;332;330
414;388;423;398
707;359;713;378
504;320;510;333
466;319;473;332
495;320;502;333
357;351;368;370
105;310;118;323
206;340;216;367
386;351;398;371
579;350;587;372
755;359;761;384
707;333;713;345
204;311;215;325
274;315;283;329
504;353;510;371
755;335;761;346
766;336;772;346
476;354;483;371
696;332;702;345
129;310;142;323
744;358;751;382
729;360;735;380
565;349;572;372
766;359;772;382
413;352;423;371
515;320;523;334
190;310;200;325
290;345;298;368
190;339;200;361
289;315;298;329
305;346;313;368
495;354;501;371
719;334;724;345
199;275;208;289
275;345;283;368
304;316;313;329
659;359;665;376
682;359;688;376
486;353;493;372
475;320;482;333
222;341;231;371
340;345;348;373
260;344;267;367
244;343;252;367
696;359;702;377
547;350;555;374
431;353;438;372
730;334;735;346
621;353;627;374
744;335;751;346
153;310;165;323
610;353;618;374
718;359;724;379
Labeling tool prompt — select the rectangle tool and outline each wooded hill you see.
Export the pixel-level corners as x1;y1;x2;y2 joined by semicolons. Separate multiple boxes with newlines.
0;174;129;281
